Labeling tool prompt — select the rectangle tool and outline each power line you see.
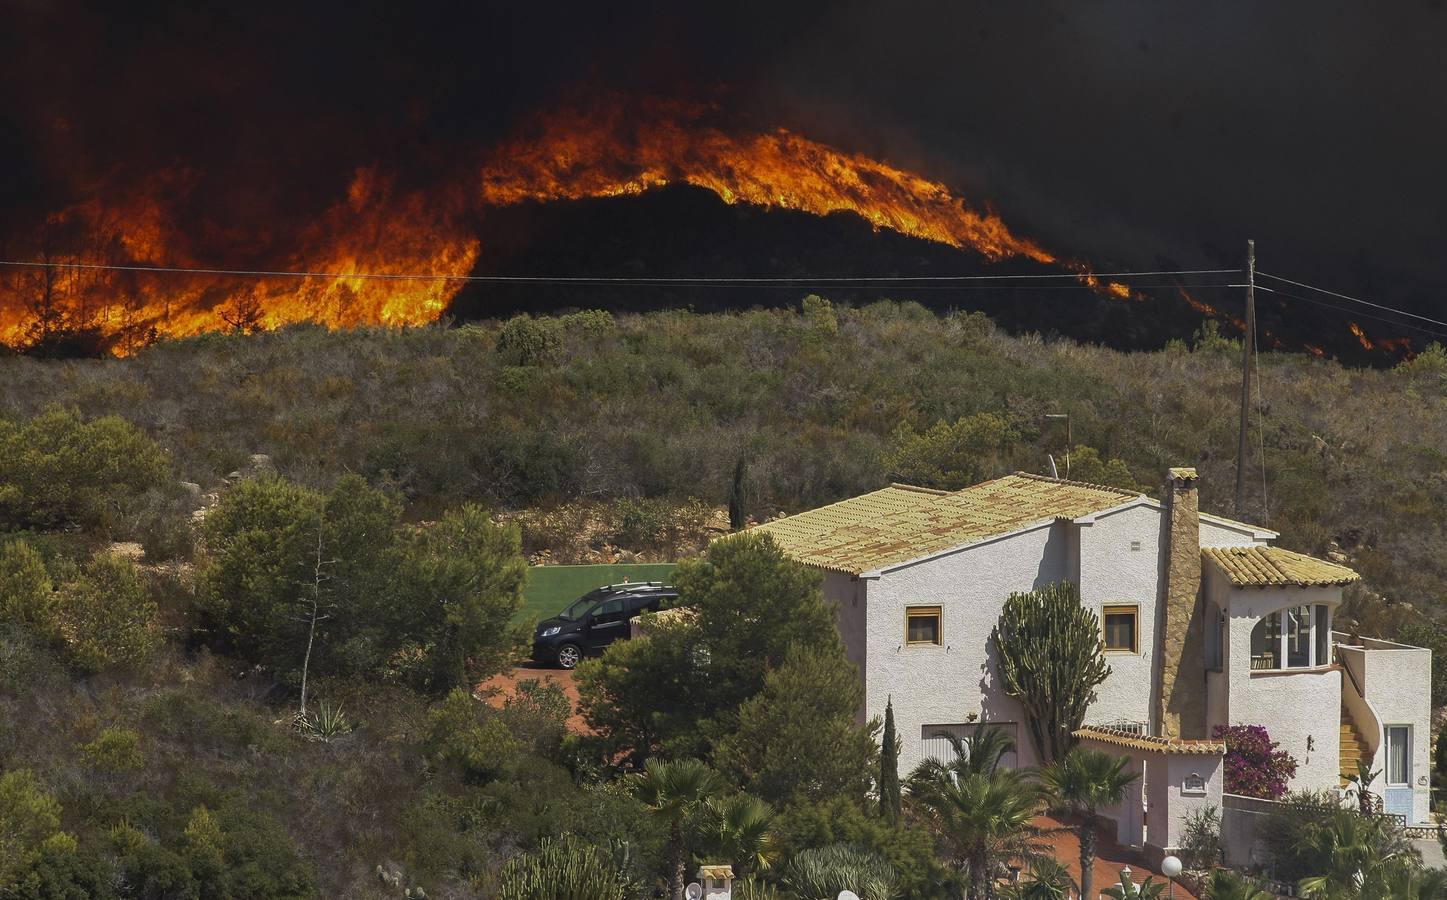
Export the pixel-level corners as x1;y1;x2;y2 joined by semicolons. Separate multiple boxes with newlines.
0;258;1240;285
1255;285;1447;343
1257;270;1447;330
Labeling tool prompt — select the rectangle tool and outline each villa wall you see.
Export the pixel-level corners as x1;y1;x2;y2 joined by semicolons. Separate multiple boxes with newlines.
1353;637;1432;823
1223;583;1342;793
864;520;1070;772
1076;504;1164;729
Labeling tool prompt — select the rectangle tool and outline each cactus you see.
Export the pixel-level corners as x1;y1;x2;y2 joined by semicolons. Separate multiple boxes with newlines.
781;845;898;900
497;836;631;900
990;581;1110;763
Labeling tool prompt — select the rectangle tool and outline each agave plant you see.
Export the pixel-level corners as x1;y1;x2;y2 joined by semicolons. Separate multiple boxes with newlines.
1100;871;1165;899
296;701;353;742
497;836;631;900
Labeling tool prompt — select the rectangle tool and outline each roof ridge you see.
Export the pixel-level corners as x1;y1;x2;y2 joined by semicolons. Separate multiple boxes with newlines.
887;482;952;496
1198;509;1275;534
756;483;936;526
1011;470;1142;498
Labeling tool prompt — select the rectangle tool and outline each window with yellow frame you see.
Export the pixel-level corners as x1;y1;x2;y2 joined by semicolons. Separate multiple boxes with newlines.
905;606;942;646
1102;604;1139;653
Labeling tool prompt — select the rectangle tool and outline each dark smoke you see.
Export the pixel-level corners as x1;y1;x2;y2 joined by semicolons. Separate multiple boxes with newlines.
3;0;1446;343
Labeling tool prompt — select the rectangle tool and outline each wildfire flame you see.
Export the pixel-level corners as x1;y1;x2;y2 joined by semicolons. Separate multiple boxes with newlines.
479;99;1056;263
0;97;1378;356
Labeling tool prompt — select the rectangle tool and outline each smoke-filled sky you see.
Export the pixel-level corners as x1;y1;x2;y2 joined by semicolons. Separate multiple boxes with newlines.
4;0;1446;326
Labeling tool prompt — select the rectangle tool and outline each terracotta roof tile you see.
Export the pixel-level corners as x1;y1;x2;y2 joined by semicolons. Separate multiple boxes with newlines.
752;473;1140;574
1074;726;1225;755
1203;545;1359;587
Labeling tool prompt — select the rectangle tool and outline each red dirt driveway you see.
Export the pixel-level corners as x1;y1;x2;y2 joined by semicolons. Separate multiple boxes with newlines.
477;662;588;733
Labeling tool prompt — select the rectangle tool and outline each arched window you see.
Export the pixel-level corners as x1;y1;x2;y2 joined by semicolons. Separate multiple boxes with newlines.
1250;605;1332;670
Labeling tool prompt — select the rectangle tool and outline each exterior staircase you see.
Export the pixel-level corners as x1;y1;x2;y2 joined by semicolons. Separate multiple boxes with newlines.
1340;707;1368;787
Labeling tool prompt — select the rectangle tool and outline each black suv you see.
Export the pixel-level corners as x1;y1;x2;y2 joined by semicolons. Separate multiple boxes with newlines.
531;582;678;669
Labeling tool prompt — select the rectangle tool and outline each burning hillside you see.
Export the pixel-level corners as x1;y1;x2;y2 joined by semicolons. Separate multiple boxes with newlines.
1;97;1154;355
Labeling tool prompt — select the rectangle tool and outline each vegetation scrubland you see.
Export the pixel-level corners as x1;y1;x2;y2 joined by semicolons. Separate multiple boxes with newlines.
1;299;1445;897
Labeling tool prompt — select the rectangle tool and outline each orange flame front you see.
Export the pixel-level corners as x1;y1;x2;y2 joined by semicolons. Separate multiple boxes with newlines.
0;98;1216;352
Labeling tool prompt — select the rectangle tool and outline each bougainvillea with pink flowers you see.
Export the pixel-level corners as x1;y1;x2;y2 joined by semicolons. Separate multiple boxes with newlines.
1213;723;1298;799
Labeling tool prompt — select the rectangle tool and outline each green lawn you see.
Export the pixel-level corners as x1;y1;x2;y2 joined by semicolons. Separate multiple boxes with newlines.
517;563;678;625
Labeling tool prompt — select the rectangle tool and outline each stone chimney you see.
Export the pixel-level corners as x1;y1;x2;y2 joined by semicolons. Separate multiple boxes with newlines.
1158;467;1207;739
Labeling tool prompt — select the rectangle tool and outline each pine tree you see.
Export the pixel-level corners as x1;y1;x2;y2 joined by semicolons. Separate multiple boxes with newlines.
879;698;902;825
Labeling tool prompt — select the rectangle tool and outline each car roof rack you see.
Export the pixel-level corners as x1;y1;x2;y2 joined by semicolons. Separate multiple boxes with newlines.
600;581;672;591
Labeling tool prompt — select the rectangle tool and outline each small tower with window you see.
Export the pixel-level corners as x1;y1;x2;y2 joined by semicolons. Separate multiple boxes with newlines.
695;864;734;899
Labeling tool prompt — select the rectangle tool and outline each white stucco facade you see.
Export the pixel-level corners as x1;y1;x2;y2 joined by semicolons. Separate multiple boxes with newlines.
844;520;1070;772
832;495;1276;775
800;470;1435;832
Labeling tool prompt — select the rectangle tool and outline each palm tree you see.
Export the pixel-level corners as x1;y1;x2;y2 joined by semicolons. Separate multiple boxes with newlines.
1293;807;1419;899
1201;869;1274;900
702;793;780;878
634;758;727;899
915;725;1018;780
1041;747;1138;900
907;727;1047;900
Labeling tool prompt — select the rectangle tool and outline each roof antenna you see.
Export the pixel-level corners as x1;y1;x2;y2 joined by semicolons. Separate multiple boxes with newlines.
1047;453;1059;480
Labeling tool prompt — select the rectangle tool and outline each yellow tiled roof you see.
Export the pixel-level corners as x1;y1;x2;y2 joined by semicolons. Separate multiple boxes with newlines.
1074;726;1225;755
753;473;1140;575
1202;545;1359;587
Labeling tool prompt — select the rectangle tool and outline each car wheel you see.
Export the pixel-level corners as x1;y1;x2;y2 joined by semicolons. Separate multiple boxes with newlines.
556;643;582;670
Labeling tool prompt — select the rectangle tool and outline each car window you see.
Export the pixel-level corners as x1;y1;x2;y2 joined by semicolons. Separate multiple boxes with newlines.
558;597;594;620
595;598;624;616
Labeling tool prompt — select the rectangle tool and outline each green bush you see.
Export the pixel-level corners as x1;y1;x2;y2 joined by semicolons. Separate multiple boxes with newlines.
611;496;672;549
58;554;159;673
0;406;170;534
79;728;145;773
424;688;522;782
883;412;1018;490
497;315;563;366
0;539;59;641
0;769;79;895
782;844;898;900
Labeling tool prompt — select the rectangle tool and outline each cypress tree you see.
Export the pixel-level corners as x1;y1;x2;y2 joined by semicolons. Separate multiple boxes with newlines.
879;698;902;825
728;455;748;531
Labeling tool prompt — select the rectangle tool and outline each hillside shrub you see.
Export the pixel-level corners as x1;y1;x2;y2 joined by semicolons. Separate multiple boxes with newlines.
0;406;170;534
424;688;522;782
497;315;563;366
0;539;59;641
883;412;1018;490
58;554;159;673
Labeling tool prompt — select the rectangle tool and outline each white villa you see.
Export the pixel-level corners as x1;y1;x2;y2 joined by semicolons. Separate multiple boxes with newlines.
753;467;1433;862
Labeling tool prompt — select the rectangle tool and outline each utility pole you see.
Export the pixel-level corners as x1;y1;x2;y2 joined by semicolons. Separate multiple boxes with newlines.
1235;239;1256;517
